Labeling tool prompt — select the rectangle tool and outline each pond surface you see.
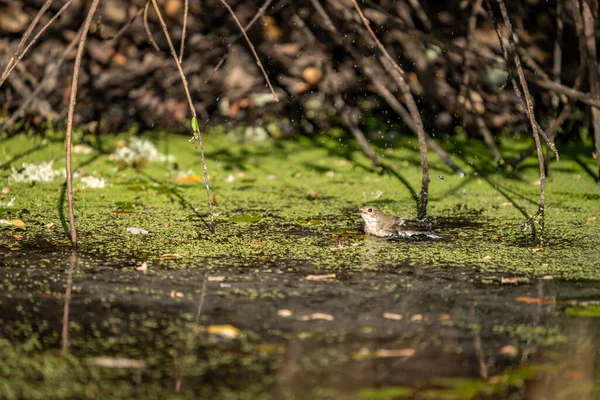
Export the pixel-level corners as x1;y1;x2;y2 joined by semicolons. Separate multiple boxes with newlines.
1;133;599;399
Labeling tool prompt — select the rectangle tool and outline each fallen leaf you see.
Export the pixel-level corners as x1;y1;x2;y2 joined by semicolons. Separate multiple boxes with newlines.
127;227;148;235
383;312;403;320
532;248;544;253
562;369;585;380
250;242;265;247
277;309;293;317
438;314;452;321
500;202;513;207
516;296;558;305
299;313;334;321
207;324;240;339
305;274;336;281
8;219;25;228
45;222;54;231
175;175;202;183
492;235;500;241
410;314;423;321
135;261;148;273
157;253;183;260
2;187;9;194
73;144;94;155
325;170;335;177
500;345;518;357
588;216;597;221
539;275;553;280
306;190;320;200
501;276;530;284
481;255;492;261
208;276;225;282
170;290;184;298
374;348;416;358
87;357;146;369
13;234;22;239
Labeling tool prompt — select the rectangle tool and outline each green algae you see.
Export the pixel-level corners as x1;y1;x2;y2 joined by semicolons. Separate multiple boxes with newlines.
1;130;600;398
1;131;598;279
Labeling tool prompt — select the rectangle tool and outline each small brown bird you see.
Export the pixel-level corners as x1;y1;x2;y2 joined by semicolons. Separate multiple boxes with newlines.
359;205;443;239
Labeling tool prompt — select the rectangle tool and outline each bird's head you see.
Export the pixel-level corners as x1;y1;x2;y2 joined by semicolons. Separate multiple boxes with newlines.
359;205;383;222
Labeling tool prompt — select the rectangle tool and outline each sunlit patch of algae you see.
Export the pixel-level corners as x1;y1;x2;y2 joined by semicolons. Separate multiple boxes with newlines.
0;131;598;279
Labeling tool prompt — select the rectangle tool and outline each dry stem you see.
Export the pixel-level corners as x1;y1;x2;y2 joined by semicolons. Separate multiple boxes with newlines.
65;0;101;246
144;0;160;51
150;0;215;232
350;0;430;219
217;0;279;102
0;0;55;89
205;0;275;84
179;0;190;62
494;0;547;235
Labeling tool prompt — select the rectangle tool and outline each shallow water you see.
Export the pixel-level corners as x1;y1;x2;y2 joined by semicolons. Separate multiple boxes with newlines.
1;133;599;398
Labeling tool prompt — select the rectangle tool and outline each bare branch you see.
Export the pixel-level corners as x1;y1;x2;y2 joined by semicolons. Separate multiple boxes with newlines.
217;0;279;102
65;0;102;246
350;0;430;219
150;0;216;232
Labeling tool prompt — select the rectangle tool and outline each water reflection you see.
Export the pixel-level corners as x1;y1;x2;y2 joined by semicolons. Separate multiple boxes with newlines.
1;253;600;398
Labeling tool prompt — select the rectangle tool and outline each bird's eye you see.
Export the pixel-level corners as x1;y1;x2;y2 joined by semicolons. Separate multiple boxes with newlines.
368;208;372;212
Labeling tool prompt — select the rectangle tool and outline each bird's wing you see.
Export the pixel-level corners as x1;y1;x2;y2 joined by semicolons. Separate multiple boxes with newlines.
390;219;445;238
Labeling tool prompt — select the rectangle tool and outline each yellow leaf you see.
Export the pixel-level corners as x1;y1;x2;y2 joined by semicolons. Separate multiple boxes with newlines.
175;175;202;183
501;276;530;284
499;345;518;357
207;324;240;339
374;348;415;358
305;274;336;281
299;313;334;321
9;219;25;228
157;253;183;260
277;309;293;317
383;312;403;320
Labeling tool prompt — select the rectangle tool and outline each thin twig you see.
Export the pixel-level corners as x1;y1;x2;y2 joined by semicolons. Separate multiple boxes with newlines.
144;0;160;51
361;1;600;110
65;0;101;246
107;4;145;45
6;72;59;120
204;0;275;84
0;26;83;134
307;0;462;176
459;0;503;164
578;0;600;183
333;94;382;168
150;0;215;232
179;0;189;62
217;0;279;102
493;0;547;237
551;0;564;112
0;0;55;89
350;0;430;219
